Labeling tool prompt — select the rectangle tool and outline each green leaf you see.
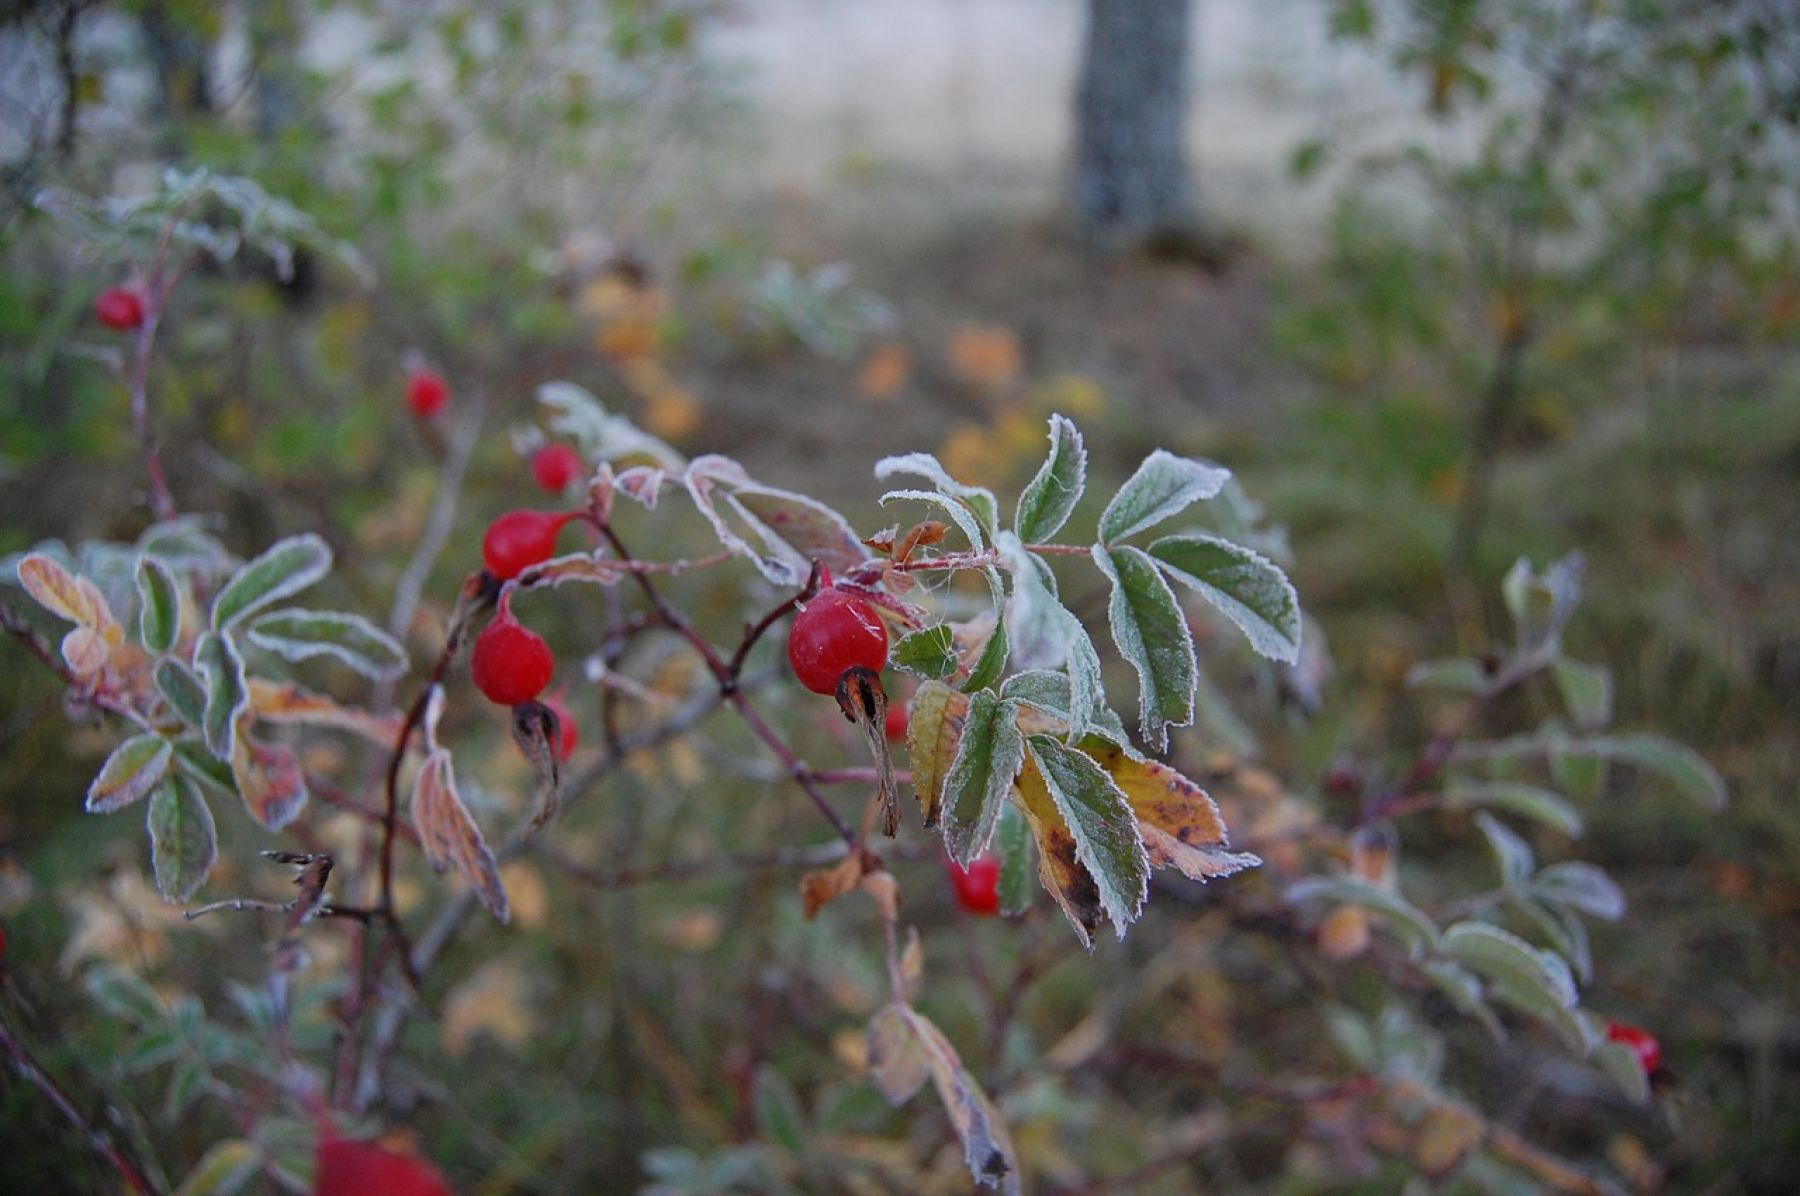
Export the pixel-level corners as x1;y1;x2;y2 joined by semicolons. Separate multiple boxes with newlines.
1592;1040;1651;1103
995;801;1033;916
1093;544;1196;752
195;632;248;760
1446;779;1582;836
1550;745;1607;799
85;965;167;1025
245;609;408;681
1014;415;1086;543
209;533;331;631
156;660;207;728
892;625;959;679
874;452;1000;541
999;536;1066;672
172;738;238;803
1148;532;1302;664
147;777;218;903
1024;736;1150;938
135;556;181;655
753;1065;809;1156
941;692;1025;865
1475;812;1535;887
1593;733;1727;811
1513;895;1593;984
171;1138;260;1196
1406;657;1492;696
1553;659;1612;730
1529;862;1625;921
999;671;1126;743
1287;876;1441;956
86;733;173;814
1097;449;1230;545
961;611;1009;693
1441;922;1584;1049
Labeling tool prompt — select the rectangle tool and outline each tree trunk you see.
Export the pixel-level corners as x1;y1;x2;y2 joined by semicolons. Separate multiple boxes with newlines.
1073;0;1195;251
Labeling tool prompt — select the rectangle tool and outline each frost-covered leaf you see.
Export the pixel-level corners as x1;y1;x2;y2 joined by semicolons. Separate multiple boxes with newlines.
892;625;959;679
999;671;1125;743
873;452;999;541
1014;415;1086;544
1553;659;1612;730
994;801;1034;916
1593;733;1727;810
728;486;869;580
683;456;867;586
147;777;217;903
1446;779;1582;836
537;381;685;469
1093;544;1196;752
194;632;247;760
1097;450;1230;545
1513;896;1594;984
1475;812;1535;888
156;660;208;728
1024;736;1149;939
999;535;1065;672
1288;876;1441;956
1078;738;1259;882
1441;922;1585;1050
942;692;1025;865
16;552;124;675
1529;862;1626;921
1012;761;1103;948
209;534;331;631
1406;657;1492;696
1593;1040;1651;1103
412;749;509;922
960;607;1009;693
246;679;405;745
880;487;988;553
135;557;181;655
1148;532;1302;664
230;733;308;831
86;734;173;814
246;609;408;681
172;739;237;803
85;965;167;1025
907;681;970;827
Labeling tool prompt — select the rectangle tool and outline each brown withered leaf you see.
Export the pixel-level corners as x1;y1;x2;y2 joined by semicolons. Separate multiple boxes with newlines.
511;700;561;835
231;728;309;831
1080;739;1260;882
905;681;970;828
901;1004;1023;1194
866;1003;928;1104
861;524;900;557
247;679;404;745
801;853;866;921
893;521;948;565
411;748;509;922
1012;758;1104;949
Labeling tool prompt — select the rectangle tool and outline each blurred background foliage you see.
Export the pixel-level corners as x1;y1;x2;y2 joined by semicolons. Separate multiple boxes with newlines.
1;0;1797;1192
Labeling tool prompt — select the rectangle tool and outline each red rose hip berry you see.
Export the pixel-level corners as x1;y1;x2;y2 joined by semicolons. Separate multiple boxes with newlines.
95;286;146;331
406;369;450;418
1605;1021;1663;1076
787;586;888;695
472;611;555;706
314;1137;452;1196
482;509;576;580
946;856;1001;917
542;693;579;762
885;701;909;742
531;443;585;494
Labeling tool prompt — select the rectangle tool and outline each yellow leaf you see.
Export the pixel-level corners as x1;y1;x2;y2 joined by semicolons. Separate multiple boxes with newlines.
1078;739;1259;881
17;554;124;676
906;681;969;827
1012;758;1104;949
1413;1103;1485;1180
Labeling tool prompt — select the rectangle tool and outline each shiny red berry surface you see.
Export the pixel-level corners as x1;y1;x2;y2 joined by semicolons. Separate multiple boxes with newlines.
406;369;450;418
95;287;145;331
482;510;573;580
472;615;555;706
314;1137;453;1196
531;443;585;494
885;702;909;742
1605;1021;1663;1076
787;588;888;695
946;856;1001;917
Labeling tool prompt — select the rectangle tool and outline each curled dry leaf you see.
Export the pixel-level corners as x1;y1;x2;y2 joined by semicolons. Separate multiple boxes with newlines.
247;678;405;745
800;852;866;921
906;680;971;828
411;748;509;922
1078;739;1261;882
835;666;898;836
